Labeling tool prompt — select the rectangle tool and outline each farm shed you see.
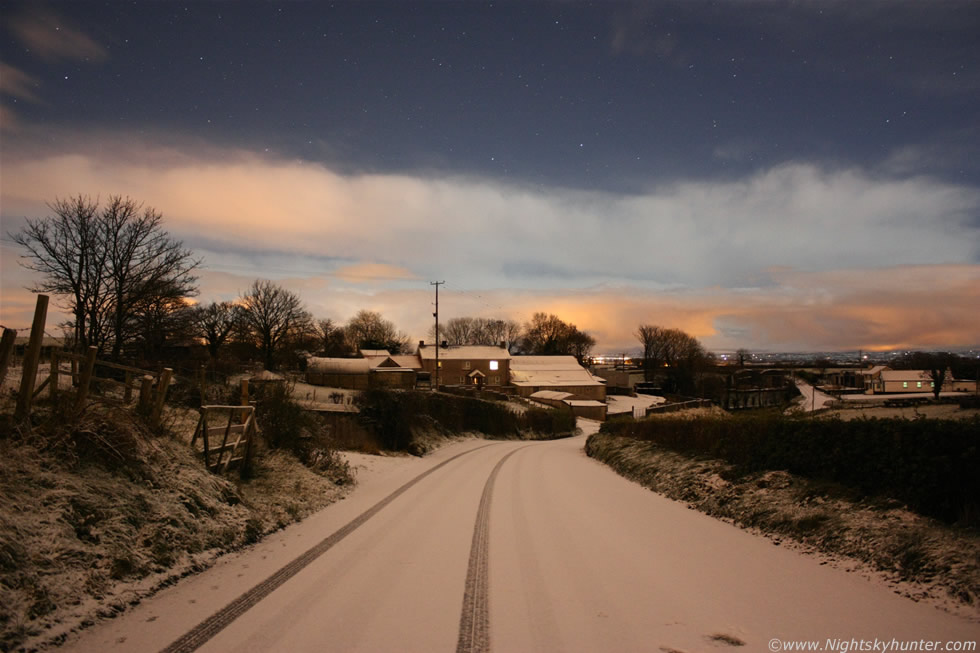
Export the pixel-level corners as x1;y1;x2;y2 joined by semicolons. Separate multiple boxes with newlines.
511;356;607;401
305;356;416;390
529;390;607;421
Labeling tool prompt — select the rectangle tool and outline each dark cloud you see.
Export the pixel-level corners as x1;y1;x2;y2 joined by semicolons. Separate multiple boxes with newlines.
7;6;106;62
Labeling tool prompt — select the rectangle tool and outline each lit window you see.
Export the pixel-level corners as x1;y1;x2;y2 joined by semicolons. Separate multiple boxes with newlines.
903;382;908;388
489;360;499;371
930;382;935;387
916;381;922;388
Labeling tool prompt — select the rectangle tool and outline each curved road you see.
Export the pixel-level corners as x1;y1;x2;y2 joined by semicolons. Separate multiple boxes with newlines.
67;422;979;652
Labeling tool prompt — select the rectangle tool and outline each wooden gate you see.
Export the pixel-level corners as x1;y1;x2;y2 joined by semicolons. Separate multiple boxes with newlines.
191;405;257;475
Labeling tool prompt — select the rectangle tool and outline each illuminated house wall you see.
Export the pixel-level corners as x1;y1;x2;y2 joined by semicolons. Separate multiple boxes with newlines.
417;343;511;388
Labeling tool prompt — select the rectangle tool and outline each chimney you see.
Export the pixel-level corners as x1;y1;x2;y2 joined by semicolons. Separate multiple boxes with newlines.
419;340;425;348
441;340;449;348
500;341;506;350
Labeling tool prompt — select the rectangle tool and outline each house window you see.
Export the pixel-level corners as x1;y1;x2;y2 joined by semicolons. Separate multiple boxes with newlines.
491;376;499;385
916;381;922;388
903;382;908;388
460;376;465;384
463;361;471;370
931;382;935;387
489;360;499;371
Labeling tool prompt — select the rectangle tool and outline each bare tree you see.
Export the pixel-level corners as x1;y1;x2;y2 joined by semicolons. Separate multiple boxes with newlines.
475;318;522;351
131;289;196;361
191;301;239;358
315;318;351;357
345;310;410;354
636;324;710;393
636;324;666;382
10;195;199;359
11;196;106;349
426;316;521;350
238;280;312;370
735;348;750;367
518;312;595;363
101;197;199;359
429;317;475;345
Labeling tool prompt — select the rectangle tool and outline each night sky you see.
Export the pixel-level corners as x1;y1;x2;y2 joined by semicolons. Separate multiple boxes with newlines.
2;1;978;353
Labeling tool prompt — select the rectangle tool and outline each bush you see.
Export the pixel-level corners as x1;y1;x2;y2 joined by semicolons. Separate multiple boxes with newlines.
601;414;980;526
254;382;311;452
524;407;576;436
253;382;352;483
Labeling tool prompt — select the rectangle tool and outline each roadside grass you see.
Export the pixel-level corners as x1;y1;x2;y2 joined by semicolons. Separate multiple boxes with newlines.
0;382;570;649
598;412;980;526
585;431;980;618
0;390;352;652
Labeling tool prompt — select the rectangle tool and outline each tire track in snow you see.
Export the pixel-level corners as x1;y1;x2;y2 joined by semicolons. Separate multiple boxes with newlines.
457;446;527;653
159;442;497;653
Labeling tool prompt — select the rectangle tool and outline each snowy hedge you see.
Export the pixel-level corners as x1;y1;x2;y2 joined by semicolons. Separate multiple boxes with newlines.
356;389;575;451
599;414;980;526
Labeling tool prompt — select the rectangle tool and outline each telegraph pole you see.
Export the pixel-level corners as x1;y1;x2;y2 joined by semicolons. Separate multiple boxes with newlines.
431;281;444;391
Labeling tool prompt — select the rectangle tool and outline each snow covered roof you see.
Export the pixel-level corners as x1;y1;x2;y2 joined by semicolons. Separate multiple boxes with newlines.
417;345;510;361
510;355;604;387
880;370;933;382
359;349;391;358
860;366;890;376
250;370;285;382
530;390;574;401
307;358;372;374
389;354;423;370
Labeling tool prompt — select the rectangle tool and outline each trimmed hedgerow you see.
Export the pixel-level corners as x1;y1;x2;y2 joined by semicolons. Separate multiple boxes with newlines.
355;389;575;451
599;413;980;526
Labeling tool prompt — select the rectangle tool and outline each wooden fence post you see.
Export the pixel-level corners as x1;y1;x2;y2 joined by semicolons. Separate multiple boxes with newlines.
74;346;98;412
150;368;173;427
201;408;211;469
240;378;249;423
123;372;133;403
240;408;257;476
15;294;49;420
0;328;17;389
49;351;59;400
139;375;154;415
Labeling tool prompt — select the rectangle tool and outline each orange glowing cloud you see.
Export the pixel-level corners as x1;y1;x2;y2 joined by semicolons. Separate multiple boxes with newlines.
334;263;418;283
2;132;978;352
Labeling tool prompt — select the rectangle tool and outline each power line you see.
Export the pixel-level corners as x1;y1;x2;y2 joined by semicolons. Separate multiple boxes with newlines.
441;281;511;315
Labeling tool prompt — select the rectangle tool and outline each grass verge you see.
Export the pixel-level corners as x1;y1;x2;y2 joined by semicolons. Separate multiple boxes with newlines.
0;395;352;652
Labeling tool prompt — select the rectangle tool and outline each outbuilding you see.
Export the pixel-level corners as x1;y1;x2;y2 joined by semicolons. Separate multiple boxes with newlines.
510;355;607;401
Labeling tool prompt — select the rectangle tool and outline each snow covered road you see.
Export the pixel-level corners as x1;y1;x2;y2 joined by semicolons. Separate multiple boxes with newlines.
66;425;979;652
